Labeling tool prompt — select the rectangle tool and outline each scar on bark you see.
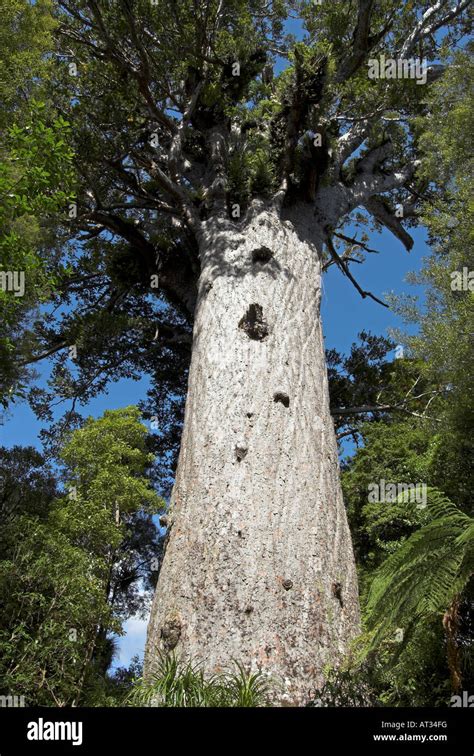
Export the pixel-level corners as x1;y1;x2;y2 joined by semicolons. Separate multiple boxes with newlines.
252;246;273;265
332;582;344;608
238;303;269;340
235;443;248;462
160;613;181;651
274;392;290;408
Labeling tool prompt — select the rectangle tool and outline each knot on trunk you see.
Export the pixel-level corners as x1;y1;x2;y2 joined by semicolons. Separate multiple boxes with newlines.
252;246;273;265
332;582;343;607
235;442;248;462
160;613;181;651
238;303;269;341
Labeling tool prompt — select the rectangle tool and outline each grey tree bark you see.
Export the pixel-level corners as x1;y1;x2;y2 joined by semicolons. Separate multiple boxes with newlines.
145;203;360;705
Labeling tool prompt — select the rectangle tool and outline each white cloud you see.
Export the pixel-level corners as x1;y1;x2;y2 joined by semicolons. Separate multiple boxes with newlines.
112;614;149;669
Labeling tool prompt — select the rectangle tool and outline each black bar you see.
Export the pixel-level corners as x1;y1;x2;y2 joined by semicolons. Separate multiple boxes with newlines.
0;706;471;754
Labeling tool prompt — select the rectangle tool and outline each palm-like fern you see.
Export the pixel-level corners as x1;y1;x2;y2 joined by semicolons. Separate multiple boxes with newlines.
365;488;473;678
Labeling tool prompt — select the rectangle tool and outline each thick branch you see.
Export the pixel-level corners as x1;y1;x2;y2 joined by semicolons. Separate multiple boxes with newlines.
169;82;204;183
335;118;375;169
364;196;414;251
399;0;472;58
86;211;198;317
89;211;157;266
351;158;420;198
336;428;362;442
355;140;393;175
279;51;327;189
336;0;375;82
129;150;197;226
19;342;68;368
335;1;396;83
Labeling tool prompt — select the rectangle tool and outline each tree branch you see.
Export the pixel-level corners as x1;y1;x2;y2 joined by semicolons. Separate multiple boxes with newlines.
129;150;199;231
332;389;443;420
354;140;393;175
335;0;397;82
351;158;421;198
335;118;376;169
336;0;375;82
333;231;380;254
400;0;472;58
364;196;414;251
336;428;361;442
325;234;389;307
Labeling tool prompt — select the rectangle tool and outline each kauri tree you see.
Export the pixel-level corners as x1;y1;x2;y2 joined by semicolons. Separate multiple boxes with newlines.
15;1;473;703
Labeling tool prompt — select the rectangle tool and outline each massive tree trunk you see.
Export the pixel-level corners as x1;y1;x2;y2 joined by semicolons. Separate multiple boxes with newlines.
145;203;360;705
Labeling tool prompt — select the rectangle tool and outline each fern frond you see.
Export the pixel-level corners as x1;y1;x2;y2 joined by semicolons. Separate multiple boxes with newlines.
365;489;473;651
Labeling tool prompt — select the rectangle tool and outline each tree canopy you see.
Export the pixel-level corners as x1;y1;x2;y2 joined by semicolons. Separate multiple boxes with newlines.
4;0;468;447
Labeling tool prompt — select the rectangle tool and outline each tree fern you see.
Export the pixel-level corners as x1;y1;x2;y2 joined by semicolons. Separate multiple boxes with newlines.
365;488;473;652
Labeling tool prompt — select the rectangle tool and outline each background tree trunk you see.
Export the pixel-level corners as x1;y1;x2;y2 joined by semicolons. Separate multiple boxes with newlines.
145;204;360;705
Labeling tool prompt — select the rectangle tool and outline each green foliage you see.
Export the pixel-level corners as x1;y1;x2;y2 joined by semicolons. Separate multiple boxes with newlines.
311;618;453;707
342;417;435;575
0;0;75;407
368;619;454;707
60;406;161;518
416;50;474;188
0;0;56;127
390;50;474;510
227;141;276;210
309;663;379;707
0;446;57;536
80;652;144;707
337;54;474;706
0;515;114;706
365;492;474;651
0;408;162;706
127;653;271;707
342;414;473;704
